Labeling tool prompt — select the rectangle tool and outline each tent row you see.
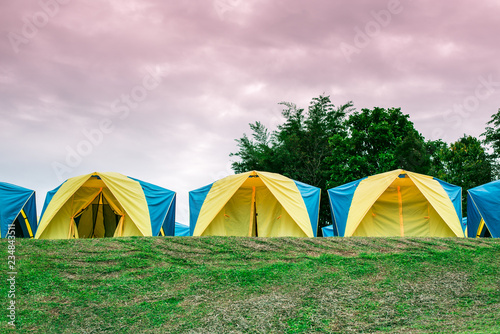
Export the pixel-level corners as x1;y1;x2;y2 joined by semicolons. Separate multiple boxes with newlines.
1;170;499;239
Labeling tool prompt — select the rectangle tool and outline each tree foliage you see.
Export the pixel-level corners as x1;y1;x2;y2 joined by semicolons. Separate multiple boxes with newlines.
231;122;279;173
273;96;353;186
482;108;500;177
328;107;431;186
439;135;493;215
425;139;449;180
442;136;492;187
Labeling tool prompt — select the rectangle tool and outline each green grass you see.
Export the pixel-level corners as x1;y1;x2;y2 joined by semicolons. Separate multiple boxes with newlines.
1;237;499;333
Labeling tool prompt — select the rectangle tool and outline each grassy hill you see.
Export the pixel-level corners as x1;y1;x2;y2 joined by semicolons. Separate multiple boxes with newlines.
1;237;499;333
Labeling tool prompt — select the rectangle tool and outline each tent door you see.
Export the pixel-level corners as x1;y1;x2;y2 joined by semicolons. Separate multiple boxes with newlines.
477;219;492;238
254;196;258;237
10;209;33;238
11;216;25;238
74;192;123;238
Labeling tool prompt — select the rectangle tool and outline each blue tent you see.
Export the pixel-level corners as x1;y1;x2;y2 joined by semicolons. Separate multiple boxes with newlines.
174;222;190;236
0;182;37;238
467;180;500;238
322;225;334;237
189;171;321;237
36;172;176;239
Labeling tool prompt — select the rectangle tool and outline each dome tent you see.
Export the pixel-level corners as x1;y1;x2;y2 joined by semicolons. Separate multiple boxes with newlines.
327;169;464;237
35;172;175;239
189;171;320;237
0;182;37;238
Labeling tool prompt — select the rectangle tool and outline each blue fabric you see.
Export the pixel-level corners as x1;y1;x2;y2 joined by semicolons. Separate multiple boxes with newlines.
467;191;483;238
174;222;190;236
131;177;176;236
294;180;321;237
322;224;334;237
21;194;37;236
467;181;500;238
434;178;462;225
163;196;176;236
0;182;37;238
462;217;468;235
189;183;214;236
327;178;366;237
40;183;64;221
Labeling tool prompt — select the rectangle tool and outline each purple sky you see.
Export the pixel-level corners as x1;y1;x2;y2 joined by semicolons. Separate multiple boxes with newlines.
1;0;499;224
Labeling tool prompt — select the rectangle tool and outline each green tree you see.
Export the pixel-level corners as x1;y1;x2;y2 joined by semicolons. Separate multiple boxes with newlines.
425;139;448;180
328;107;431;187
275;96;353;186
231;122;280;173
482;108;500;177
440;135;493;214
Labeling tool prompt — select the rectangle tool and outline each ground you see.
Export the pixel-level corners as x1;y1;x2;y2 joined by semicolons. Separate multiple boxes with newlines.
1;237;499;333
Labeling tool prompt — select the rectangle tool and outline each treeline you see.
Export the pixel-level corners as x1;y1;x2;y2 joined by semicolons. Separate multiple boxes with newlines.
230;95;500;230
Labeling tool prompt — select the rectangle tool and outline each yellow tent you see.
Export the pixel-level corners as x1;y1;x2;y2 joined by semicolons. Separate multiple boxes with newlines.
327;169;465;237
189;171;321;237
35;172;176;239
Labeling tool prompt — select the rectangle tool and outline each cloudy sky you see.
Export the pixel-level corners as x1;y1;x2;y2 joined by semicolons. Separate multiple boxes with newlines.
1;0;499;224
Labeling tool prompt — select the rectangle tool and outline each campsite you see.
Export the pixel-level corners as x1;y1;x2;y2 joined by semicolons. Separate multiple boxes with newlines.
2;1;500;333
2;107;500;333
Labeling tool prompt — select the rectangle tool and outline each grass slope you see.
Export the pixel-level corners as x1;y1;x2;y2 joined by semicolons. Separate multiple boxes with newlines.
1;237;499;333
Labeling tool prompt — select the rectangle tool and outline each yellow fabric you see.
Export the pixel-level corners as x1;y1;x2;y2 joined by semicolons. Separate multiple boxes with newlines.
477;218;485;238
202;186;254;236
68;218;78;238
407;171;464;237
346;170;402;236
194;171;313;237
98;172;150;236
397;186;404;236
35;172;151;239
194;172;252;236
348;169;463;237
258;171;312;237
114;216;125;237
248;186;257;236
102;188;124;216
255;185;307;237
35;174;94;239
